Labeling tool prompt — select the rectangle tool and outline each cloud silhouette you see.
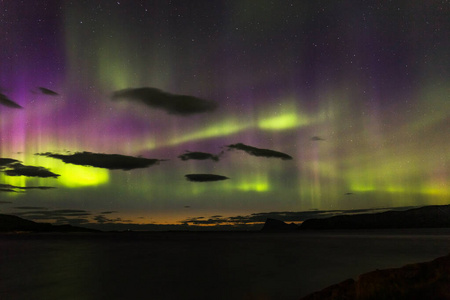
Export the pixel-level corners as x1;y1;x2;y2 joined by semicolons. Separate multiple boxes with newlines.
52;209;91;216
0;183;55;193
94;214;127;224
185;174;229;182
14;206;48;210
14;209;91;219
183;216;229;225
38;87;59;96
3;163;60;178
178;151;221;162
29;186;55;190
112;87;218;116
0;200;12;204
0;158;20;167
56;218;91;226
226;143;293;160
38;151;164;170
311;136;325;141
0;93;22;109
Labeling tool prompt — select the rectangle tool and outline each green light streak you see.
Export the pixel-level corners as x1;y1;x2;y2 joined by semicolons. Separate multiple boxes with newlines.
137;97;334;151
0;154;109;191
407;83;450;132
57;164;109;188
219;172;271;193
237;182;269;192
97;47;132;90
236;176;270;192
257;98;329;131
169;118;251;145
258;112;309;130
33;156;110;188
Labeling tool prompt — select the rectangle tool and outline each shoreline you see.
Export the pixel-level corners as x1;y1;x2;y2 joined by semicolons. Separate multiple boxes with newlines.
301;252;450;300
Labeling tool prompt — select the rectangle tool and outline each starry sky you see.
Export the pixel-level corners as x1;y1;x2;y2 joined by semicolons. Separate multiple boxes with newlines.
0;0;449;230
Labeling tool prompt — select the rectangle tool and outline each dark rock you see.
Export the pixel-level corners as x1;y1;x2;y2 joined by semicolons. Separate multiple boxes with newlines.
301;253;450;300
261;218;299;231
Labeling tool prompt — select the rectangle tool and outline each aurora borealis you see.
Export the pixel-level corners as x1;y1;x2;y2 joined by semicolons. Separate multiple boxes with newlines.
0;1;449;230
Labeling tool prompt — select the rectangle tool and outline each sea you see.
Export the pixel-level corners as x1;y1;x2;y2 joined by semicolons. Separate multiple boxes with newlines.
1;229;450;300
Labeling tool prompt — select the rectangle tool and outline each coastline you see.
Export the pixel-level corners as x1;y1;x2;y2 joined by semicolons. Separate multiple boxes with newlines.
301;252;450;300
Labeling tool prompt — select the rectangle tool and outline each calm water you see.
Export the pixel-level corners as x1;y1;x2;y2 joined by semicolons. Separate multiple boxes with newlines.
1;229;450;300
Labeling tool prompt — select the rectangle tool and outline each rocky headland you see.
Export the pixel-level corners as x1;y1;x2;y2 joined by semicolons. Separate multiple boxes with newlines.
300;205;450;230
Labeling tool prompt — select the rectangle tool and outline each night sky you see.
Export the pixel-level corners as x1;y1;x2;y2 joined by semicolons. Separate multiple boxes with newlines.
1;1;449;230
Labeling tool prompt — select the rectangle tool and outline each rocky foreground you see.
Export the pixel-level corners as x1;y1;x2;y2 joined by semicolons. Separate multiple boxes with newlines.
301;253;450;300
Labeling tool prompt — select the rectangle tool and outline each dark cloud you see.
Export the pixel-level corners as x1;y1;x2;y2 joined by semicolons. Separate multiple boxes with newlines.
94;215;111;224
55;218;90;226
0;184;16;190
3;163;60;178
14;206;48;210
100;211;118;214
38;87;59;96
0;183;54;193
94;214;128;224
0;158;20;167
345;192;354;195
1;158;59;179
14;209;91;221
28;186;55;190
0;201;12;204
185;174;229;182
112;87;218;116
184;216;229;225
311;136;325;141
0;93;22;109
52;209;91;216
226;143;293;160
178;151;221;162
37;151;164;170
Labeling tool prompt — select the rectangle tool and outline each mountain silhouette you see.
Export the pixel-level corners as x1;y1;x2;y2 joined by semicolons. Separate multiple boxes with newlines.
299;205;450;230
0;214;98;232
261;218;299;231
